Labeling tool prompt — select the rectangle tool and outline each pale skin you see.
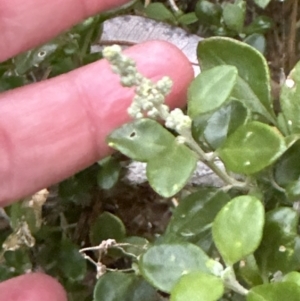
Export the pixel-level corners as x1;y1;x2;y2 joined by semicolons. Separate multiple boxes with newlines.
0;0;194;300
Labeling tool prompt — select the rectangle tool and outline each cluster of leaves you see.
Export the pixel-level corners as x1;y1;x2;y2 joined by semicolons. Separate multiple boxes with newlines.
1;1;300;301
103;35;300;300
141;0;273;54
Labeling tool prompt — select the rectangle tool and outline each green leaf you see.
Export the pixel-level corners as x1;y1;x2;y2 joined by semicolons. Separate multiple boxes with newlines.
170;271;224;301
188;65;238;117
147;140;197;197
222;2;245;33
203;100;248;149
244;34;266;54
139;243;210;293
165;188;230;247
58;239;87;281
89;212;126;245
243;16;273;35
13;38;67;74
218;121;287;174
195;0;222;26
107;119;173;162
247;282;300;301
253;0;271;9
238;254;263;286
108;118;197;197
0;76;25;92
177;12;198;25
212;195;264;266
255;207;300;274
283;271;300;287
144;3;176;23
280;61;300;134
275;140;300;186
94;272;159;301
197;37;275;123
97;156;121;190
120;236;149;257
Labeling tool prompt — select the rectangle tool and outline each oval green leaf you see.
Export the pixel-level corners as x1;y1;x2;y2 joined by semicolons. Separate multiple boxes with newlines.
94;272;159;301
170;271;224;301
197;37;275;123
89;212;126;246
247;282;300;301
212;195;264;266
188;65;238;117
147;140;197;197
218;121;287;174
139;243;210;293
222;3;245;33
107;119;174;162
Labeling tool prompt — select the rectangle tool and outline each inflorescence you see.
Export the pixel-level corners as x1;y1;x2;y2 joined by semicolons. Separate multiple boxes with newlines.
102;45;192;135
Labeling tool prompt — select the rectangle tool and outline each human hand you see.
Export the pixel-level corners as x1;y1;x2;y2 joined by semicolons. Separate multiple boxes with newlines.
0;0;194;300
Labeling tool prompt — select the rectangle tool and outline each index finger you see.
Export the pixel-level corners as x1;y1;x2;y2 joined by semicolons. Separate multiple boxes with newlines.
0;0;130;61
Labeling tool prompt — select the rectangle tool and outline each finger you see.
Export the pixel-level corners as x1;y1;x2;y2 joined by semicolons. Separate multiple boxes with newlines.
0;273;67;301
0;41;194;206
0;0;130;61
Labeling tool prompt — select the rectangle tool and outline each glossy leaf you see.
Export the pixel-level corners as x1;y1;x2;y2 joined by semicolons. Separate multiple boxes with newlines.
147;140;197;197
107;119;173;162
255;207;300;274
218;121;287;174
187;65;238;117
89;212;126;246
170;271;224;301
203;100;248;149
212;196;264;266
244;34;266;54
139;243;210;293
243;16;273;35
198;37;275;123
275;140;300;186
247;282;300;301
280;61;300;134
94;272;159;301
283;271;300;287
165;188;230;246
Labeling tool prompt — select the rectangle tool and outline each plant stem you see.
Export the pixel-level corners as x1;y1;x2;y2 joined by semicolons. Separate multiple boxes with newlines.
182;130;249;190
222;266;249;296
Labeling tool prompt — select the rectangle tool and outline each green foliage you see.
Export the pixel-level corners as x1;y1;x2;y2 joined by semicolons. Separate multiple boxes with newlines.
188;65;238;117
94;272;159;301
104;34;300;300
170;271;224;301
2;1;300;301
108;118;197;197
212;196;264;266
139;243;210;292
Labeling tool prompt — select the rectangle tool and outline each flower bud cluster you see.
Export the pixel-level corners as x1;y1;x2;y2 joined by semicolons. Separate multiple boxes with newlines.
102;45;139;87
165;108;192;134
103;45;191;135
